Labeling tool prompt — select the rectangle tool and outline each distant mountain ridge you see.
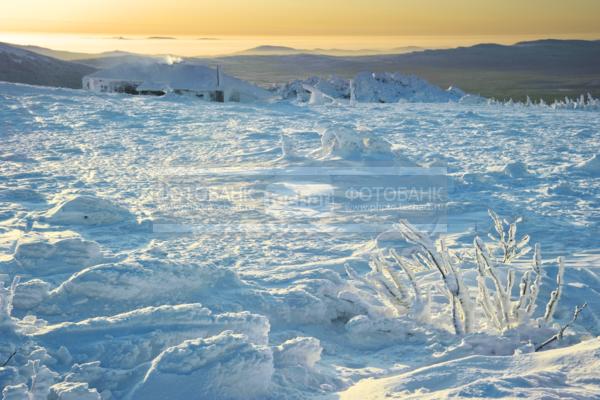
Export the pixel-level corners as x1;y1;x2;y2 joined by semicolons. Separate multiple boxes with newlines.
204;38;600;100
234;45;424;56
1;38;599;100
0;43;96;89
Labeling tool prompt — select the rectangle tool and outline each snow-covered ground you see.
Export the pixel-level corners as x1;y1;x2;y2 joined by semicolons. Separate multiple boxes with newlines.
1;81;599;399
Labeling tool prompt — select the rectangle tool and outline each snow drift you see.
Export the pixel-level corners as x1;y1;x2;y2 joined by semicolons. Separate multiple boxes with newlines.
130;331;273;400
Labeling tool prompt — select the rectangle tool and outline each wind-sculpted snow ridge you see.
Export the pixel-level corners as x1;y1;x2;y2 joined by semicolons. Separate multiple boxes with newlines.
278;72;467;103
1;81;600;399
130;331;274;400
340;337;600;399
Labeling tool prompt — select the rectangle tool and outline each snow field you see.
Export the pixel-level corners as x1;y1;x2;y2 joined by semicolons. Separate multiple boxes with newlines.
0;81;599;398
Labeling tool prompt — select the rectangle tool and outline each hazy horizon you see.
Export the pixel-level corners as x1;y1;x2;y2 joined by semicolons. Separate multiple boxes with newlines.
1;32;599;57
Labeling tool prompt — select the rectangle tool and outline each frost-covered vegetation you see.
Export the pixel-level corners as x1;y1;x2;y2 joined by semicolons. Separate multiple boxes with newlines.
488;93;600;110
347;211;582;347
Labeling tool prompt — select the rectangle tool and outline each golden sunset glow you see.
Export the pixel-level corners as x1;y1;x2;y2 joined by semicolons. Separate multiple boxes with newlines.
2;0;600;36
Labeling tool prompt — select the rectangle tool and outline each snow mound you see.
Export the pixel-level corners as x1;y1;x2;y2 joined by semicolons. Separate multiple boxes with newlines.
36;304;270;369
501;161;532;178
490;161;532;178
344;315;435;349
278;76;349;102
44;195;136;226
278;78;315;101
11;234;102;276
48;382;101;400
340;338;600;399
274;336;322;368
131;331;274;400
256;268;358;325
319;126;395;161
573;154;600;176
314;75;351;99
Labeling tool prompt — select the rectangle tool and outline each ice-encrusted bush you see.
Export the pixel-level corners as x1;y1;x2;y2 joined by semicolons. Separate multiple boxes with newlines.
2;360;59;400
488;93;600;111
347;211;577;343
0;275;20;331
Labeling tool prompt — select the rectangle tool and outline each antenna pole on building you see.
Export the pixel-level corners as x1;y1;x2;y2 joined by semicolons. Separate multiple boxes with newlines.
216;65;221;88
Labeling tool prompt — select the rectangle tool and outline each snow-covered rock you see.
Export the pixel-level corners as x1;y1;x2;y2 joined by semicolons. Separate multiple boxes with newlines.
318;126;396;161
130;331;274;400
353;72;463;103
279;73;468;103
277;78;315;101
44;195;136;226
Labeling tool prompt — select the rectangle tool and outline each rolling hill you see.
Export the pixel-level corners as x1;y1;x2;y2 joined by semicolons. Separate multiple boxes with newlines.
0;43;96;89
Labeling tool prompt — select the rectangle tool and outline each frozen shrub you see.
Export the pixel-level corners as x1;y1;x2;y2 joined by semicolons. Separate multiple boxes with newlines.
1;361;59;400
348;211;575;343
0;276;20;327
488;93;600;111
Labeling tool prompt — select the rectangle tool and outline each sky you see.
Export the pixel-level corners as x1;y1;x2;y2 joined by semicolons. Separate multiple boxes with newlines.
2;0;600;37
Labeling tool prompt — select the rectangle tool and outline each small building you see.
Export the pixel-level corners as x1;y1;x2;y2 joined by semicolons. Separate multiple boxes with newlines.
82;61;271;102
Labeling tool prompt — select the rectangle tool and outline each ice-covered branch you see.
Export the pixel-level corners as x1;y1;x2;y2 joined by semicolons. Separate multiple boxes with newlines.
543;256;565;323
536;303;587;351
487;210;530;264
0;275;20;325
